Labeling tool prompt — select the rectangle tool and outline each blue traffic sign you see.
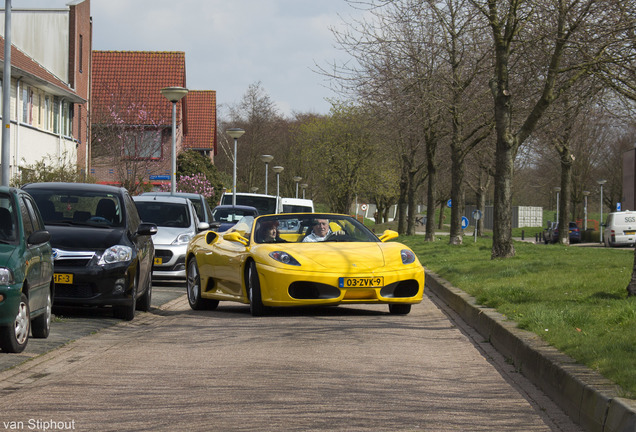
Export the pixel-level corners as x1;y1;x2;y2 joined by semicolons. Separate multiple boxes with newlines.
149;175;171;180
617;202;622;211
447;199;452;208
461;216;469;229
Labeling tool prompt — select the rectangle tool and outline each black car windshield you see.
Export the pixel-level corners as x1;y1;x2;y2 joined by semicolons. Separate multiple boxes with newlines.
29;190;124;228
136;201;191;228
253;213;379;244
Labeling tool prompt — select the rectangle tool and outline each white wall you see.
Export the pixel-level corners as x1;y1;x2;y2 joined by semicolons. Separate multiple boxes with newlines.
0;9;69;82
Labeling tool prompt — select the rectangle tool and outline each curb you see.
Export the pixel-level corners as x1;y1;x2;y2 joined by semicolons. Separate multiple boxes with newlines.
425;270;636;432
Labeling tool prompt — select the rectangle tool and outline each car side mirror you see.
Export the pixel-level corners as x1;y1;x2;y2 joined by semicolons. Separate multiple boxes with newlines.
378;229;399;242
197;222;210;232
28;230;50;245
137;222;158;236
223;231;249;246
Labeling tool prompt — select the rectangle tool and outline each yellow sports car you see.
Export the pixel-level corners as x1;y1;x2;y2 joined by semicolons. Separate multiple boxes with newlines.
185;213;425;316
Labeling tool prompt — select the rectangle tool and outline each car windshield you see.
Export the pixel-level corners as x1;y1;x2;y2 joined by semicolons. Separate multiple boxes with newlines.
253;213;380;244
213;207;257;222
0;194;17;243
28;190;124;228
136;201;191;228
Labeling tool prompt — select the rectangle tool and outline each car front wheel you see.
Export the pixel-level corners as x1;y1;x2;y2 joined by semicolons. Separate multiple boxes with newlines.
0;293;30;353
114;273;137;321
247;261;266;317
31;286;52;339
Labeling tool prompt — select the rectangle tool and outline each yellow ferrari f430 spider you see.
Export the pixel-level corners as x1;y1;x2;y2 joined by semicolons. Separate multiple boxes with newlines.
185;213;425;316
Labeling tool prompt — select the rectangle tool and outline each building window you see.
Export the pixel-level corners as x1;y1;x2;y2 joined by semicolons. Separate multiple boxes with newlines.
123;129;163;160
44;96;50;131
22;87;28;123
79;35;83;73
53;97;60;134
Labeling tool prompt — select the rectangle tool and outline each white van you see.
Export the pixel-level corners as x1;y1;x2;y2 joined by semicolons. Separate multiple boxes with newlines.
280;198;314;213
603;211;636;247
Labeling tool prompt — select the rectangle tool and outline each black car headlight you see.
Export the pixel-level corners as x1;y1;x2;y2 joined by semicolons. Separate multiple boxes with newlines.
401;249;416;264
269;251;300;266
98;245;133;265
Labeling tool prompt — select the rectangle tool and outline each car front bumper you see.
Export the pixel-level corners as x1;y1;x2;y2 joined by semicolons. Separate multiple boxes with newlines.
153;244;187;279
255;263;425;307
52;261;135;307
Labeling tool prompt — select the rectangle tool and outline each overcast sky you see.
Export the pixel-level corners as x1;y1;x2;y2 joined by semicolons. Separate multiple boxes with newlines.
15;0;366;117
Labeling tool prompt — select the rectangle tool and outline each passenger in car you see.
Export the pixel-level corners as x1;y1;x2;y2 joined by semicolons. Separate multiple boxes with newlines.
257;220;285;243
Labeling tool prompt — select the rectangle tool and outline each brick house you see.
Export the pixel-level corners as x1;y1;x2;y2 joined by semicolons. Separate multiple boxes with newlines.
90;51;217;192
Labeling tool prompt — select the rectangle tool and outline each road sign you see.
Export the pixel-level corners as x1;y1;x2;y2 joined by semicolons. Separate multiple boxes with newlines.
461;216;469;229
149;175;171;180
360;204;368;211
617;202;622;211
447;199;452;208
472;209;482;220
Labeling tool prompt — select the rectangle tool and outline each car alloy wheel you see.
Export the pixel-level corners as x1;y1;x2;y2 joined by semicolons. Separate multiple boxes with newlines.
0;293;30;353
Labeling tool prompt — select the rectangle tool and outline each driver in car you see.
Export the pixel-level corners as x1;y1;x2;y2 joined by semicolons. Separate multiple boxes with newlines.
302;218;344;242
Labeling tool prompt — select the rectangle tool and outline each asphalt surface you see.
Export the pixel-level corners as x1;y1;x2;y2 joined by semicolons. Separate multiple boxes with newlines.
0;282;186;373
0;288;582;432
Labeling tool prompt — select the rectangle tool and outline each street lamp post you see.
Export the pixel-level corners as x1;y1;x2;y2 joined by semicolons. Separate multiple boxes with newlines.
273;166;284;213
597;179;607;244
260;155;274;195
227;128;246;207
160;86;189;195
583;190;590;232
300;184;308;199
293;176;302;198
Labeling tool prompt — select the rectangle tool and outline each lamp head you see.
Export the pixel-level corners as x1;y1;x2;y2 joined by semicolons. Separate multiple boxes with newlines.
272;166;284;174
260;154;274;163
227;128;246;139
161;87;189;102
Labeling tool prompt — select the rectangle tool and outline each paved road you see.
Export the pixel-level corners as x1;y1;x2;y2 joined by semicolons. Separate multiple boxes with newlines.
0;282;186;373
0;287;581;432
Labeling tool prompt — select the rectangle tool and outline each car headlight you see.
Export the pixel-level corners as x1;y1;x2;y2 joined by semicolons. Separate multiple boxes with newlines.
98;245;133;265
269;251;300;266
173;232;194;245
0;267;14;285
401;249;416;264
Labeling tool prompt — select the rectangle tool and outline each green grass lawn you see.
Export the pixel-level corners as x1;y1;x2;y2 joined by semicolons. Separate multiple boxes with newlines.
398;235;636;399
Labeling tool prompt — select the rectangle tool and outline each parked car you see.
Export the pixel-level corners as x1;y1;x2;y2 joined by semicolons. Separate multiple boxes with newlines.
0;186;54;353
543;221;580;244
22;183;157;321
185;213;425;316
210;204;259;232
133;195;209;280
603;211;636;247
141;192;214;225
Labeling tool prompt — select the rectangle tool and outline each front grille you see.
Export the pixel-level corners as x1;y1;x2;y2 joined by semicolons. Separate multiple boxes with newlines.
155;249;173;261
53;249;95;267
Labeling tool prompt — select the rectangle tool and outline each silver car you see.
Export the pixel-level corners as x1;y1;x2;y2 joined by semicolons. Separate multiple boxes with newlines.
133;195;209;280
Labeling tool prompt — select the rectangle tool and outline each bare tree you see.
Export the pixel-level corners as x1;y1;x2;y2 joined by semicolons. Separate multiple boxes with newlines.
91;99;169;195
469;0;630;258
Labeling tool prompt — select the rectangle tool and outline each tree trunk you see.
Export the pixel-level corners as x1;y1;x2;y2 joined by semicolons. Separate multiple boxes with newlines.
449;144;465;245
491;136;515;258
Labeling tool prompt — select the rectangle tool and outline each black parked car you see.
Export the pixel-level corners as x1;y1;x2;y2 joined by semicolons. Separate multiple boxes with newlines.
22;183;157;320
